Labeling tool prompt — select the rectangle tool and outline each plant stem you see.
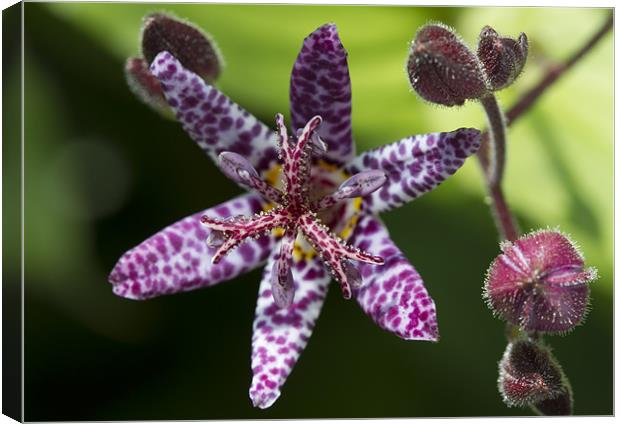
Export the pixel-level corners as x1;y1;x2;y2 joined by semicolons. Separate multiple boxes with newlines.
476;13;612;239
479;93;520;242
480;94;506;186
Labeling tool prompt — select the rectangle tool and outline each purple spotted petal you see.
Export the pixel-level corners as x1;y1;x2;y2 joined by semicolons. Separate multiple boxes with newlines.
109;193;274;300
350;214;439;341
347;128;481;214
250;252;331;408
150;51;278;174
290;24;354;165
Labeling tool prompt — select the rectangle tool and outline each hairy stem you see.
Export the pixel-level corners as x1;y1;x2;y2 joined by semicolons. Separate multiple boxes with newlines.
480;93;520;241
477;13;612;239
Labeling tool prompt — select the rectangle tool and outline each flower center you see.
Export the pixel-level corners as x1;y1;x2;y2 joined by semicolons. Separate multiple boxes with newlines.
200;114;387;308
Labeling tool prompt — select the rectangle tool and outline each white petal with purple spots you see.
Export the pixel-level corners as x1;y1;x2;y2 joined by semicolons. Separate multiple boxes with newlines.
347;128;481;214
290;24;354;165
109;193;274;300
150;51;279;173
249;249;331;408
350;214;439;341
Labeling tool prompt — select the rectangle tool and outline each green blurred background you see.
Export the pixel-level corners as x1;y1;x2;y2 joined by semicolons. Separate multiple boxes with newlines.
13;3;612;420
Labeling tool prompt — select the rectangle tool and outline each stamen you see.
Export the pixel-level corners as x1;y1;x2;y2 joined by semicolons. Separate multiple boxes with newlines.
218;152;284;203
296;128;327;157
317;170;387;210
219;151;259;183
270;231;296;308
342;260;363;288
206;230;226;248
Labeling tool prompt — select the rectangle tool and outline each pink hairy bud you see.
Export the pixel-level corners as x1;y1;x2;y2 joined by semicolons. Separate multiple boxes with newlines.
484;229;596;334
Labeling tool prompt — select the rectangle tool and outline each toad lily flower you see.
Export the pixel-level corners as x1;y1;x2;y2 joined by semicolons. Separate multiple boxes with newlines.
109;23;481;409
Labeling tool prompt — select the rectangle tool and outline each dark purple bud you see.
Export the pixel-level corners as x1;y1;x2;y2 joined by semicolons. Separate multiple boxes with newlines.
218;151;260;184
124;57;173;118
141;12;222;83
531;387;573;416
484;229;596;334
477;26;528;90
271;261;294;309
407;24;487;106
337;170;387;199
498;339;572;415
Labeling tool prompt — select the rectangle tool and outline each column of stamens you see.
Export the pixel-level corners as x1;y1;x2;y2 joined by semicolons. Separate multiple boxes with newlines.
276;113;322;208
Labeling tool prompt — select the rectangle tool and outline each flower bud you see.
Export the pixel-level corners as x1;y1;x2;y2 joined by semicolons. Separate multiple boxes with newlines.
498;339;572;415
141;12;222;83
407;24;487;106
484;229;596;334
124;57;174;118
477;26;528;91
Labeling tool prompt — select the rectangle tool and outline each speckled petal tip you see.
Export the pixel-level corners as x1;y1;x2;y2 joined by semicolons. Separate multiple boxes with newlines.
249;251;331;408
109;193;274;300
290;23;354;165
350;214;439;341
150;51;278;174
347;128;481;214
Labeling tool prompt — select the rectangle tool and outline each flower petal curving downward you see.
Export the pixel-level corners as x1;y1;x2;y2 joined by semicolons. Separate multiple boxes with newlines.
290;23;354;165
249;249;331;408
350;214;439;341
347;128;481;214
150;51;279;174
109;193;274;300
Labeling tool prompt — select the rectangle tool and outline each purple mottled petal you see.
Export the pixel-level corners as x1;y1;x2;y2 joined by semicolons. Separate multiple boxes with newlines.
109;193;274;300
347;128;481;214
150;51;278;174
350;214;439;341
290;24;354;165
250;252;331;408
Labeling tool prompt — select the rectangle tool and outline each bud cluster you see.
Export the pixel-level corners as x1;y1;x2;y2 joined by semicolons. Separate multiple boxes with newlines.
407;23;528;106
125;12;223;117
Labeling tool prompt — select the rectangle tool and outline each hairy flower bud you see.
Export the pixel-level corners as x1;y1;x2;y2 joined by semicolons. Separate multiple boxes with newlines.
141;12;222;83
498;339;572;415
125;57;174;118
477;26;528;91
407;23;487;106
484;229;596;334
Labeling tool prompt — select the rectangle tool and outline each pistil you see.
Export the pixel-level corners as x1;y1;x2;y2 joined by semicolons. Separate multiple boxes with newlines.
200;114;386;307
